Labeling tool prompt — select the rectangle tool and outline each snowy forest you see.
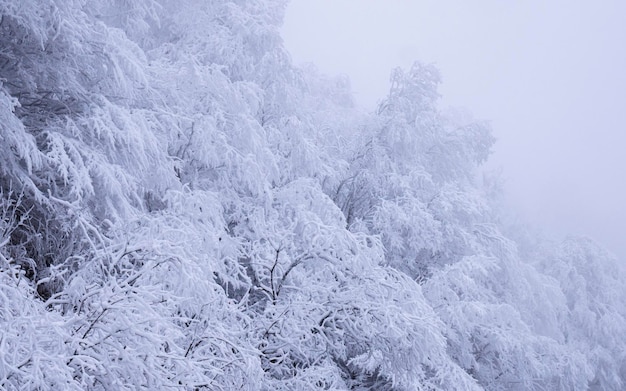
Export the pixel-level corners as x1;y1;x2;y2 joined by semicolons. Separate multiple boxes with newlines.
0;0;625;390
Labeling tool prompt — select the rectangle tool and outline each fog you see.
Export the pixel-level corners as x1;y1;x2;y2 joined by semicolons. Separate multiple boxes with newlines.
282;0;626;260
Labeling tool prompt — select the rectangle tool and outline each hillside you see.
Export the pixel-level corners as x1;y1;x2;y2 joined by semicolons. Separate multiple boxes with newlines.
0;1;624;389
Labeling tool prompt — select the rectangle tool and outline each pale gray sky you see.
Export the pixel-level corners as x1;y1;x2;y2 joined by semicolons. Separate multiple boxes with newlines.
282;0;626;260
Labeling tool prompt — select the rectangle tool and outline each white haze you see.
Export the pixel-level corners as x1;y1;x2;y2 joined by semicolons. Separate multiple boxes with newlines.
282;0;626;261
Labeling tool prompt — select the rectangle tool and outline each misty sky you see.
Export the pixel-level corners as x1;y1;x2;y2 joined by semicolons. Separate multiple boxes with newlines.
281;0;626;260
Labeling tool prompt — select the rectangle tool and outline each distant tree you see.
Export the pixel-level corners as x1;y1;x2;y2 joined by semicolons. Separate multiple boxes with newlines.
535;237;626;390
329;62;496;281
424;252;592;390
